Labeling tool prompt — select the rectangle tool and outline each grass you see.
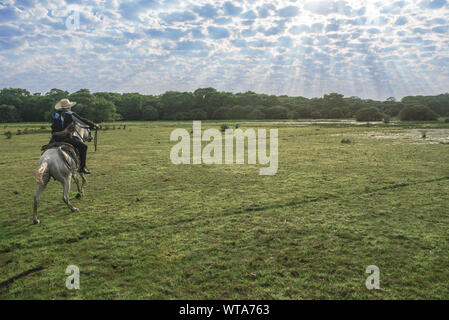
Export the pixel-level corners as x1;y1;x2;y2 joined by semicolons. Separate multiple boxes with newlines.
1;120;449;299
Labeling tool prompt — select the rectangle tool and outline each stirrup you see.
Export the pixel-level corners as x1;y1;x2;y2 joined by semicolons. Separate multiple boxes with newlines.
80;167;91;174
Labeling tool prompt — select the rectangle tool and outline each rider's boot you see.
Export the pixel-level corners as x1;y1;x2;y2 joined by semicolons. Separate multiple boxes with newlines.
81;167;91;174
79;147;91;174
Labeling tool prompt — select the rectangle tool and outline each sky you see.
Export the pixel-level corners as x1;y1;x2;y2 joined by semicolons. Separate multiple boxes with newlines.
0;0;448;100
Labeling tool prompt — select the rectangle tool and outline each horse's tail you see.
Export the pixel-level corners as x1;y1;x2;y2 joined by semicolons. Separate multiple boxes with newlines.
35;160;50;185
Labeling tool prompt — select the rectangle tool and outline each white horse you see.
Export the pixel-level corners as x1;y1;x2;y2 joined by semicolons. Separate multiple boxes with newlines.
33;122;93;224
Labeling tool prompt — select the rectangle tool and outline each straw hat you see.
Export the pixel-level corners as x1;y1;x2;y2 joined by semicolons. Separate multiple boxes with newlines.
54;98;77;110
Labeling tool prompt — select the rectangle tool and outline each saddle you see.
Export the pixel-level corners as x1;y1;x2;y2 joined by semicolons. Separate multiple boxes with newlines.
41;142;80;171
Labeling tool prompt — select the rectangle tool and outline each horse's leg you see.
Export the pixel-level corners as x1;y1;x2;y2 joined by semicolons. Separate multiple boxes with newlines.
79;172;87;196
33;183;46;224
62;175;79;212
73;173;82;199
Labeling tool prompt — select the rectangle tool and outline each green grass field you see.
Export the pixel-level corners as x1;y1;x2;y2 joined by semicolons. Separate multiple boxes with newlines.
1;120;449;299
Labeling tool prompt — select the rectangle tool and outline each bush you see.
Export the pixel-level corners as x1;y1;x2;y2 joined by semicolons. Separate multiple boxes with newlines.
4;131;12;139
355;107;384;122
445;118;449;123
220;124;229;132
399;104;438;121
341;138;352;144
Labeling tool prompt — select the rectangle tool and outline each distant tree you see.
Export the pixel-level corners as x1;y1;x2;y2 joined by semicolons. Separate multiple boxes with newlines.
399;104;438;121
175;112;191;120
159;91;194;120
0;104;21;122
1;86;448;123
295;106;312;119
46;88;69;101
355;107;384;122
229;105;252;119
141;105;159;121
117;93;144;120
329;107;346;119
323;93;346;118
264;106;288;119
189;108;207;120
213;107;232;120
248;109;265;120
89;98;118;122
287;109;299;119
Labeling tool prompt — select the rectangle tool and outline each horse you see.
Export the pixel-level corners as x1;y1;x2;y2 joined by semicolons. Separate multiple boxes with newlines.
33;122;93;224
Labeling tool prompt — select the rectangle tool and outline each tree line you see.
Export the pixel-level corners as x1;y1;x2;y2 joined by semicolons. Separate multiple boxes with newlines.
0;87;448;123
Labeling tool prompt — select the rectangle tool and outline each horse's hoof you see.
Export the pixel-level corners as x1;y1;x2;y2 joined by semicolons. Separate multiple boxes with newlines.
75;193;82;199
33;219;40;225
72;207;79;212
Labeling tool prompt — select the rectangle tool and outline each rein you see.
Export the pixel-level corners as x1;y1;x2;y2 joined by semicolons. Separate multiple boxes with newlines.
94;128;98;152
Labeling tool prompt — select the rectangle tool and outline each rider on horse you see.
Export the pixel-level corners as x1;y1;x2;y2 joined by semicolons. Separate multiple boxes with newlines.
51;99;99;174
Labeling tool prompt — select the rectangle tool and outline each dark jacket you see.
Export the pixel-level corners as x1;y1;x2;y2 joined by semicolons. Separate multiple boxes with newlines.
51;110;96;134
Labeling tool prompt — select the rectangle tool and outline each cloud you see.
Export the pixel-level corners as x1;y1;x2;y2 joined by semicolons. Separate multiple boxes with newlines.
310;23;324;33
159;11;197;24
214;17;233;25
0;4;19;22
432;25;449;33
366;28;381;34
257;4;275;18
325;22;340;32
381;1;407;14
14;0;35;9
419;0;447;9
277;36;294;47
207;26;230;39
413;27;430;34
0;25;24;38
427;17;446;24
223;2;242;16
118;0;159;21
193;4;218;19
241;28;257;37
190;28;205;39
395;16;408;25
175;40;208;51
289;25;310;34
277;6;300;18
241;10;257;20
146;28;186;40
0;37;23;50
304;1;353;16
1;0;449;99
258;25;285;36
231;39;247;48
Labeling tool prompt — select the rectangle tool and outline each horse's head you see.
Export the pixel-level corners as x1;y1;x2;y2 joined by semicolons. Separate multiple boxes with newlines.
73;122;93;142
